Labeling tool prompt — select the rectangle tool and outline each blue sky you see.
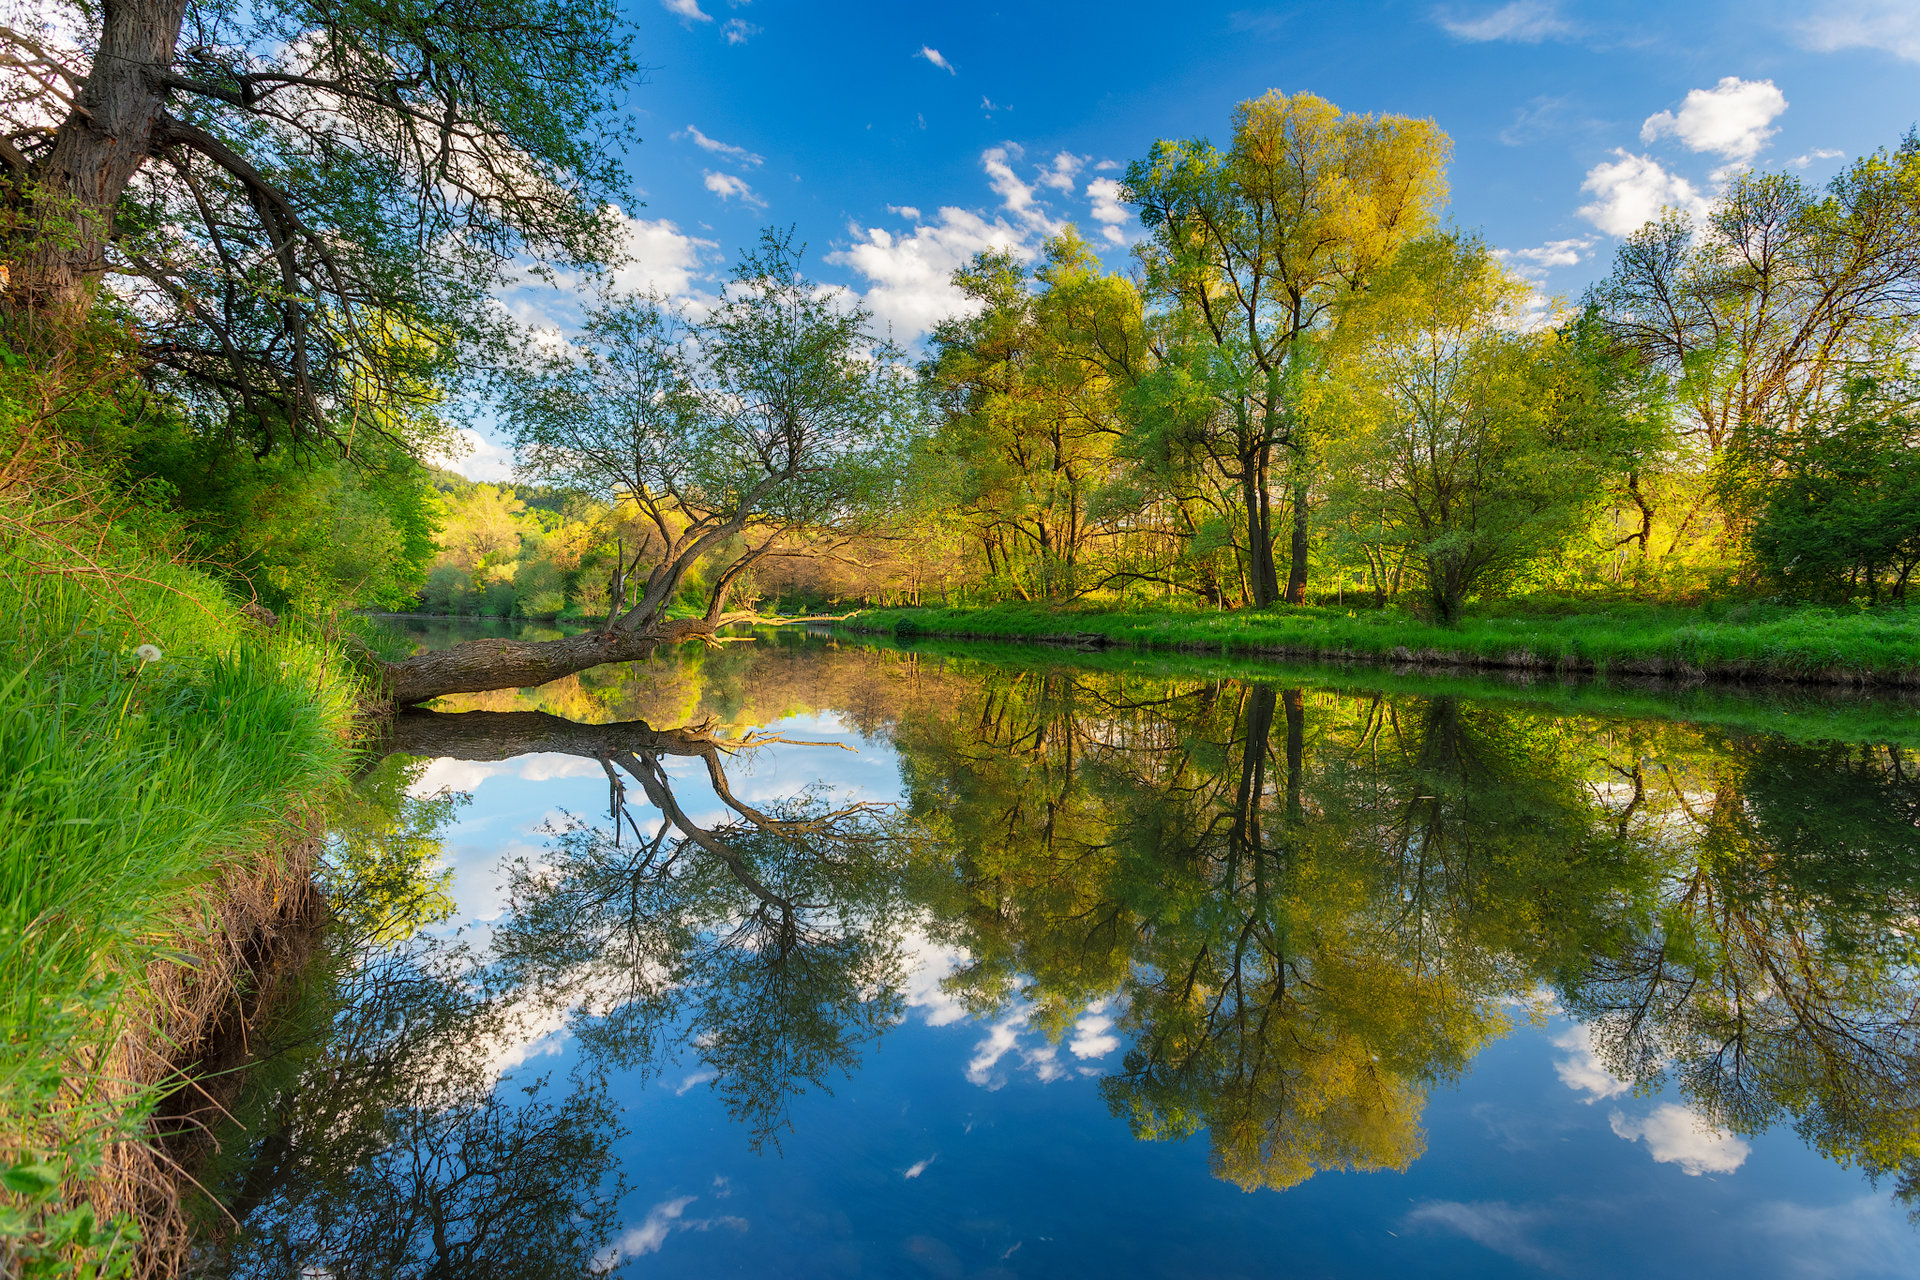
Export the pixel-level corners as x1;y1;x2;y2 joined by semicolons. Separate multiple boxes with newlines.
458;0;1920;477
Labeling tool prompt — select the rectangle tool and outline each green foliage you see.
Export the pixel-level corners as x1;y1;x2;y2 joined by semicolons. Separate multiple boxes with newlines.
0;499;359;1274
1318;234;1608;620
1750;383;1920;602
8;0;640;451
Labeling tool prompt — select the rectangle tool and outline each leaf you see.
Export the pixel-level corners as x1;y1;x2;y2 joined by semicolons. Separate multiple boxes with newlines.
1;1162;60;1198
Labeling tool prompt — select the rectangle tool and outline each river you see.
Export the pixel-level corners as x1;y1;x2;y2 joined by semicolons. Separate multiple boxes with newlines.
188;621;1920;1278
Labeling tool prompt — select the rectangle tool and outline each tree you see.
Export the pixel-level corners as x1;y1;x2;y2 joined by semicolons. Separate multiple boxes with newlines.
921;234;1136;599
1318;234;1603;621
1;0;636;452
1749;381;1920;602
1124;91;1450;606
375;233;918;704
1588;138;1920;547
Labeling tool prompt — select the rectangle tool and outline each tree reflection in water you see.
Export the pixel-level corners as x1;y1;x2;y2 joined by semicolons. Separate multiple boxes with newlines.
195;652;1920;1270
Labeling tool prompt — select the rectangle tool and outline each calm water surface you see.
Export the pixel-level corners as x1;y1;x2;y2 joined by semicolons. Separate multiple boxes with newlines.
195;625;1920;1278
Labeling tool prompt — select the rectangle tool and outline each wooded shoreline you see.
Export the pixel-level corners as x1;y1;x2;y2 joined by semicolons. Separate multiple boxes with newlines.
841;604;1920;687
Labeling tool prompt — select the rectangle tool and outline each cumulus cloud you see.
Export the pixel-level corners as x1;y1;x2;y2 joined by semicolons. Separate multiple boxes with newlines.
722;18;759;44
677;125;763;165
1433;0;1573;42
1068;1004;1120;1059
917;45;956;74
1404;1200;1556;1269
835;142;1133;340
703;170;766;207
661;0;712;23
829;206;1030;341
1549;1023;1631;1101
1641;77;1788;162
982;143;1064;235
1577;150;1710;236
1609;1104;1750;1175
961;1007;1068;1087
1797;1;1920;63
1037;151;1087;192
609;213;718;299
898;928;972;1026
1086;177;1130;244
903;1155;935;1179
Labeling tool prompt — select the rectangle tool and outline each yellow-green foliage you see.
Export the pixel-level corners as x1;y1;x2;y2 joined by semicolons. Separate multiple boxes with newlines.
0;507;359;1272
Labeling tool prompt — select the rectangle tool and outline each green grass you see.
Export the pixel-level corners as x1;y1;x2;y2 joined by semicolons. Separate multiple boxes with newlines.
1;513;360;1270
846;599;1920;684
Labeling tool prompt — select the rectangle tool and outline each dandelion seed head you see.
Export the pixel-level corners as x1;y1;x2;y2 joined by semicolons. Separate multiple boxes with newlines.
134;644;163;663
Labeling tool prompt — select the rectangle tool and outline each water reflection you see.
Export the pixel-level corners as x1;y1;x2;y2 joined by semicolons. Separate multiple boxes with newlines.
190;637;1920;1275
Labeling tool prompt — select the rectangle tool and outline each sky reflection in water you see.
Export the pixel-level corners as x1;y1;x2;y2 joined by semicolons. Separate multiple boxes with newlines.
211;627;1920;1279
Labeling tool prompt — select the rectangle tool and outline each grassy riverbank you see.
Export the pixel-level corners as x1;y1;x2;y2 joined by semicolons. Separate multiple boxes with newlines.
845;600;1920;685
1;513;361;1272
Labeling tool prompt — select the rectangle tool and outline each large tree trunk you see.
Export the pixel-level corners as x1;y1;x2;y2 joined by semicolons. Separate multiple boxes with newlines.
1241;456;1279;608
6;0;187;320
1283;478;1310;605
375;612;770;705
369;707;730;764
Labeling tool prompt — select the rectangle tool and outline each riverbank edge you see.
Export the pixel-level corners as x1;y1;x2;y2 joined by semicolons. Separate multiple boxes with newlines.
837;605;1920;688
87;823;330;1275
1;514;366;1275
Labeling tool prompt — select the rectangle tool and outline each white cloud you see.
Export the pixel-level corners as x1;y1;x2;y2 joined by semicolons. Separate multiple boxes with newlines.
828;206;1032;341
1577;150;1711;237
899;928;972;1027
594;1195;747;1266
1037;151;1087;192
835;142;1126;341
703;170;767;208
661;0;712;23
1549;1024;1631;1101
1068;1005;1120;1059
960;1008;1068;1087
516;755;610;783
1797;1;1920;63
609;213;717;299
1434;0;1573;42
675;1067;718;1095
1086;177;1130;245
407;756;510;795
982;143;1062;235
1789;147;1845;168
917;46;956;74
965;1015;1025;1088
1609;1104;1750;1175
1641;77;1788;162
722;18;759;44
903;1155;935;1179
434;427;516;483
677;125;763;166
1404;1200;1556;1269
